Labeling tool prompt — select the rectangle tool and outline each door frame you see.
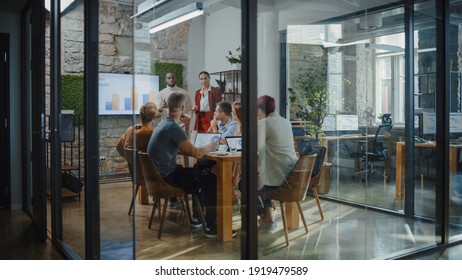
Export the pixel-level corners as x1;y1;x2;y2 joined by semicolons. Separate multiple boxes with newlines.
0;33;10;209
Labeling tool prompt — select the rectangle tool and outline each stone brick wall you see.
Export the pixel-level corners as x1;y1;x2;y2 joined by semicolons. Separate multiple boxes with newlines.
46;0;191;176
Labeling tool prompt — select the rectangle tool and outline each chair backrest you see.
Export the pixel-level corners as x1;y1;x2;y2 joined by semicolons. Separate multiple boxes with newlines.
372;124;392;159
300;145;326;177
137;151;182;198
374;123;392;139
124;147;144;187
280;154;317;201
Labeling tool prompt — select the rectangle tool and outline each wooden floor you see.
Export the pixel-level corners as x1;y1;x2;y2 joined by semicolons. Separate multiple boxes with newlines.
2;179;462;260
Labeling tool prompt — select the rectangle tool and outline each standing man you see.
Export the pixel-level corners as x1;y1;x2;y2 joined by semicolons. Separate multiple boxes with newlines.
155;72;193;137
147;92;221;237
207;101;238;144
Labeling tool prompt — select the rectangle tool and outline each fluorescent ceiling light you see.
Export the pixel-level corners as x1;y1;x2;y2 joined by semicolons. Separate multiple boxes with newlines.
45;0;75;12
149;2;204;34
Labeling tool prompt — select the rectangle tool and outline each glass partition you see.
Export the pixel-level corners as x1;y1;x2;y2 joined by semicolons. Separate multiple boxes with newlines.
46;0;86;258
256;0;438;259
132;0;242;259
449;0;462;241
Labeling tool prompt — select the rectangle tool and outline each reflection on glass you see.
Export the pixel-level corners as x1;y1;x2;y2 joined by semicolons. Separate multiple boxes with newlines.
132;1;242;259
257;0;439;259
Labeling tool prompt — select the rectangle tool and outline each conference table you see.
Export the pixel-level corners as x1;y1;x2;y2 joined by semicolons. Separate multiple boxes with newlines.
205;151;304;242
205;152;240;242
395;141;462;198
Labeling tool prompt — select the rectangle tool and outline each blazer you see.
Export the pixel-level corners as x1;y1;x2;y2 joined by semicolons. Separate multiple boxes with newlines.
194;86;222;130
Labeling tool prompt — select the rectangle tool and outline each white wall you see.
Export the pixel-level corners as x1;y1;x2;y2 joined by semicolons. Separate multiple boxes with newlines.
0;10;22;209
187;6;241;128
203;7;241;74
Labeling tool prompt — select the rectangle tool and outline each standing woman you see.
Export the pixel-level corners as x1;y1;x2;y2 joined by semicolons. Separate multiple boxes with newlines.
192;71;222;132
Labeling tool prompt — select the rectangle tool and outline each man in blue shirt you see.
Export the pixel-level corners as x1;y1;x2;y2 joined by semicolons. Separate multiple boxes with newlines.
207;101;238;143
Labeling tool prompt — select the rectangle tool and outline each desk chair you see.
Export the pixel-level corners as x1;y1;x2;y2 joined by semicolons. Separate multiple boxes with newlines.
300;145;326;220
124;147;148;215
264;154;317;246
138;152;188;239
356;124;393;182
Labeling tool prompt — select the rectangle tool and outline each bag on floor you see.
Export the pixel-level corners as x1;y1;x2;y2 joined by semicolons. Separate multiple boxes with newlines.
61;172;83;193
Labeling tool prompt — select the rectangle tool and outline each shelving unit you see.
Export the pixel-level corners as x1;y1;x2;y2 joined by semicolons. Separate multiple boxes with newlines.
210;69;241;102
414;72;436;137
46;113;83;199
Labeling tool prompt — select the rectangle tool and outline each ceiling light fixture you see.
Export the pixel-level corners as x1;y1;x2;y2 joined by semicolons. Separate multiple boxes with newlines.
149;2;204;34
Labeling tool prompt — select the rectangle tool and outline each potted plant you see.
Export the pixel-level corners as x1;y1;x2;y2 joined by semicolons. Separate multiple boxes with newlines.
288;53;329;143
215;77;226;92
226;46;242;69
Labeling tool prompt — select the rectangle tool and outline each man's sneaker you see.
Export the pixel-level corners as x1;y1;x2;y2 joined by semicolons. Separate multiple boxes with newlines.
190;218;203;229
259;222;277;232
169;201;181;209
204;227;217;238
204;228;238;238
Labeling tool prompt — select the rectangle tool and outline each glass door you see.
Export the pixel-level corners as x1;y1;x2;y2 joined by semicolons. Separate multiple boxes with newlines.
256;0;438;259
132;0;243;259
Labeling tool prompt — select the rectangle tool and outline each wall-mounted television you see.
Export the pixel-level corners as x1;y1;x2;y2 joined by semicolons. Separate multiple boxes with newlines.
98;73;159;115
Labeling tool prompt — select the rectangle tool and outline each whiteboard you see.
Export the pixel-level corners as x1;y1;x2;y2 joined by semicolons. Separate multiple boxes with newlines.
336;115;359;131
422;112;462;133
422;112;436;134
323;115;336;131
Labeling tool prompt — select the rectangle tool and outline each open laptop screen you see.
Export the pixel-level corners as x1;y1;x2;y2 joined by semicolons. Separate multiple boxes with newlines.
225;136;242;151
194;133;221;150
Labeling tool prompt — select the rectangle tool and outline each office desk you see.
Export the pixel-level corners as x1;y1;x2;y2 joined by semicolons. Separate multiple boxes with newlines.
395;141;462;198
320;134;391;174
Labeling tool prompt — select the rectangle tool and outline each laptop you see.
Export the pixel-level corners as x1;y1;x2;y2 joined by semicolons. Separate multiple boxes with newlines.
193;132;221;150
225;136;242;152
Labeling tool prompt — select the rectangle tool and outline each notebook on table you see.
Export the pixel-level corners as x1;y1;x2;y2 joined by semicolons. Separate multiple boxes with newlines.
225;136;242;152
193;133;221;150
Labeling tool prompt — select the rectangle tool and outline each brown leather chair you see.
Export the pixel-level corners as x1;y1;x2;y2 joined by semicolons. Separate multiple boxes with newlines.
300;145;326;220
137;151;206;239
264;154;317;246
124;147;147;215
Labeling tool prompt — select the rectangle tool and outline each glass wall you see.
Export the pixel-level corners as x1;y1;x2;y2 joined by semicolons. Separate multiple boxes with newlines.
449;0;462;241
43;0;462;259
255;0;440;259
45;0;86;258
131;0;243;259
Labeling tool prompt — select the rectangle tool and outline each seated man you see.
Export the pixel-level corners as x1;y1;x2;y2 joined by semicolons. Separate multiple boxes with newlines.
207;101;238;144
257;95;298;231
147;92;220;238
116;102;157;159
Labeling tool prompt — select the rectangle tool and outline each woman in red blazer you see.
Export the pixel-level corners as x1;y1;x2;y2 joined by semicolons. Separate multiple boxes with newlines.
192;71;223;132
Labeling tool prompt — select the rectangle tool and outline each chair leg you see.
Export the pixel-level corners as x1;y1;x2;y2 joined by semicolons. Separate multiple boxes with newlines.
182;194;193;224
279;201;289;246
158;198;169;239
296;201;308;234
192;193;207;231
312;186;324;220
128;184;140;215
149;197;160;229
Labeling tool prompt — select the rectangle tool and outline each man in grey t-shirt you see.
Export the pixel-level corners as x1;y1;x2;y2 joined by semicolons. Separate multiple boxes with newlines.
147;92;221;238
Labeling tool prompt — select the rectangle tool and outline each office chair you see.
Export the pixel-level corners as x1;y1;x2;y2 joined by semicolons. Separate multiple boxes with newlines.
124;147;148;215
355;124;393;182
264;154;317;246
300;144;326;220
